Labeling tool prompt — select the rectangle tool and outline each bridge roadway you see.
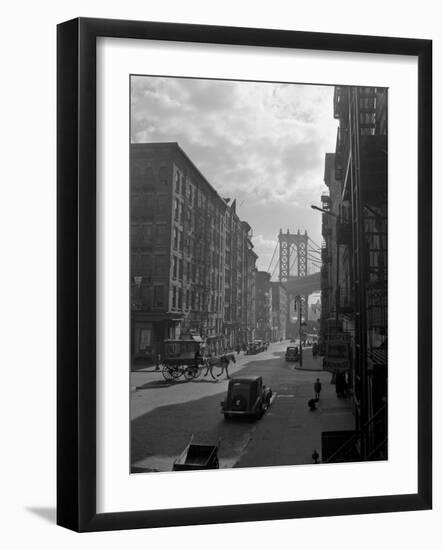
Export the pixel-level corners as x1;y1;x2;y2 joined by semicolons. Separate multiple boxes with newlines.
282;271;320;296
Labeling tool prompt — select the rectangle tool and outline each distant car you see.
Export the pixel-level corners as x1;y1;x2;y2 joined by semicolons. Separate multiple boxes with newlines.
246;343;259;355
285;346;299;362
253;339;265;352
221;376;272;420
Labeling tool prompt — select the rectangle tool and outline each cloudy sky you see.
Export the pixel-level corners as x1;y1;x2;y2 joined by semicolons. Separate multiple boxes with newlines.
131;76;338;276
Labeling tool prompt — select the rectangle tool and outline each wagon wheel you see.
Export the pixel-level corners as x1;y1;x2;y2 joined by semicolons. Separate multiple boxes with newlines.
183;365;199;381
171;365;185;379
161;363;175;382
192;363;203;379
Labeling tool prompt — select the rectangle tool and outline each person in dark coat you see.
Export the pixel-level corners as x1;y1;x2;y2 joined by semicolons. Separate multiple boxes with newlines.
314;378;322;401
312;342;319;359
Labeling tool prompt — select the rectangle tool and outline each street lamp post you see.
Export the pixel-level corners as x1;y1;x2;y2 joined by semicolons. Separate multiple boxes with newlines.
295;295;303;367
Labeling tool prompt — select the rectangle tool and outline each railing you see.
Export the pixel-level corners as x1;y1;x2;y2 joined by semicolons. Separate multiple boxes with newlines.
325;404;387;463
336;219;352;245
336;286;353;313
336;126;348;154
322;213;332;237
333;87;348;120
321;247;331;264
321;193;331;208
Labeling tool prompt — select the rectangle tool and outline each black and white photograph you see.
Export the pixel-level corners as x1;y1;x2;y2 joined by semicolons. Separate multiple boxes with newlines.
129;76;388;473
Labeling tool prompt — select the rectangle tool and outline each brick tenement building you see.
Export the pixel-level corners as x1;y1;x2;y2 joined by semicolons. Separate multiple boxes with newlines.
223;205;258;348
255;271;272;342
270;282;287;341
130;142;258;363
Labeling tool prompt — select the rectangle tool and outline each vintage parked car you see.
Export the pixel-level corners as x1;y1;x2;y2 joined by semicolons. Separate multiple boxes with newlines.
221;376;272;420
245;343;259;355
285;346;299;362
253;339;266;352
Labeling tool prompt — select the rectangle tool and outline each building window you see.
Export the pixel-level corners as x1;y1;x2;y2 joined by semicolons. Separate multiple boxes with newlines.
173;227;179;249
153;285;165;308
154;255;167;276
172;256;178;280
157;195;169;216
138;328;152;351
177;288;182;309
175;171;180;192
172;286;177;309
174;199;180;221
156;223;167;243
178;259;183;281
159;166;168;185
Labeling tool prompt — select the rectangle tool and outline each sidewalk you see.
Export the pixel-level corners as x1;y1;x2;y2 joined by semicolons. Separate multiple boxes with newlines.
235;366;354;467
291;348;324;372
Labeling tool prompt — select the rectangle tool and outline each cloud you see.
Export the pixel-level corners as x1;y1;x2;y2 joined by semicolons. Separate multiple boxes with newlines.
131;76;337;270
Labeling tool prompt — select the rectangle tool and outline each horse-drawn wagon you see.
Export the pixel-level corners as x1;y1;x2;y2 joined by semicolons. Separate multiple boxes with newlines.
161;336;204;381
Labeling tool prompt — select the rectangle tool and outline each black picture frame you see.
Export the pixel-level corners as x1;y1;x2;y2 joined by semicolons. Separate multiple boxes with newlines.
57;17;432;532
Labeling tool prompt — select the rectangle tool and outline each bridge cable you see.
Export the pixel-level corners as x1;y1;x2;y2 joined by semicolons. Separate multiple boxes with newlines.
267;240;279;274
308;237;322;250
270;258;279;280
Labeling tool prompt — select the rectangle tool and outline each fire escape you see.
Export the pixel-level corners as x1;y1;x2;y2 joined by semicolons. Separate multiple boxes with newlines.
324;86;388;463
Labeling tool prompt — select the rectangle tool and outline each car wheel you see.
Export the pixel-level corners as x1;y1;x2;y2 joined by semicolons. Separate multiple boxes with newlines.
254;410;262;421
224;413;231;420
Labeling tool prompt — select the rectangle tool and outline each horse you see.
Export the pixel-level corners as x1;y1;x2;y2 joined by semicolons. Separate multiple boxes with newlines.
202;352;236;380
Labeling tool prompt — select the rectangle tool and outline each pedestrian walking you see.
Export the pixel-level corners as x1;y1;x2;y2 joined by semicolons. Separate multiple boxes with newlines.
314;378;322;401
312;342;318;359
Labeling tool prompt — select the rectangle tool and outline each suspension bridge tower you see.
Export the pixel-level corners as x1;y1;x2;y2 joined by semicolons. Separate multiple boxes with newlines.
278;229;308;281
278;229;310;330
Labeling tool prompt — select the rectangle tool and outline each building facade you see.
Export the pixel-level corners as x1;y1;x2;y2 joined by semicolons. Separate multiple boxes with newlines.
320;86;388;461
130;142;258;363
271;282;287;341
255;271;272;341
223;204;258;348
